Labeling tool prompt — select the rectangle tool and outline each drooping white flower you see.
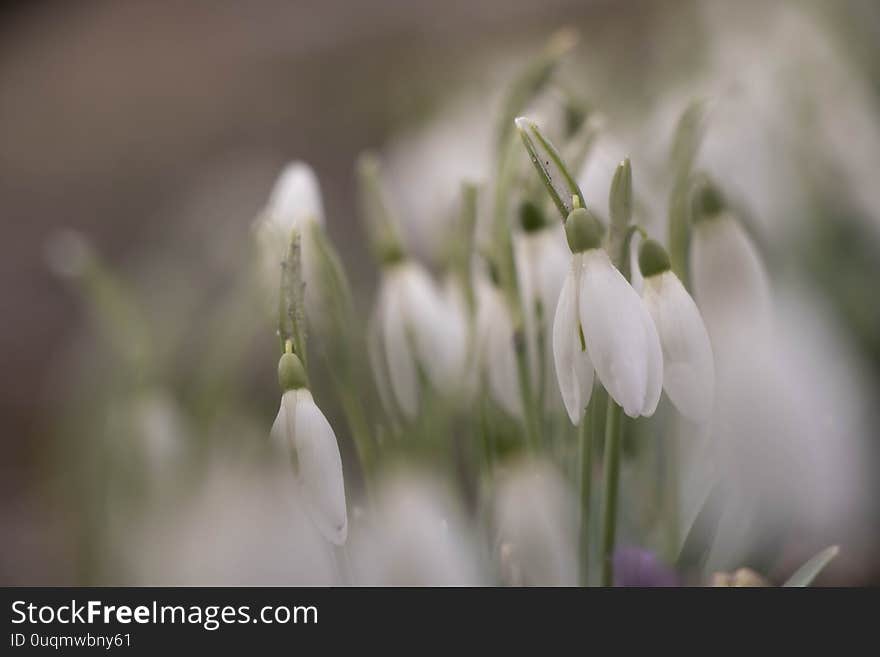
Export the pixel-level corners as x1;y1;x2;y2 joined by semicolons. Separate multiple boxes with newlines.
272;353;347;545
372;259;467;419
121;459;338;585
255;162;327;326
552;208;662;422
514;219;569;408
552;255;594;424
493;459;578;586
474;274;522;419
689;210;771;346
351;473;481;586
638;239;714;423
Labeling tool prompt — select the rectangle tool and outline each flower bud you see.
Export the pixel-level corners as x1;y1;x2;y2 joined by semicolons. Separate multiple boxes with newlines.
638;239;672;278
519;199;548;233
564;207;604;253
278;352;308;392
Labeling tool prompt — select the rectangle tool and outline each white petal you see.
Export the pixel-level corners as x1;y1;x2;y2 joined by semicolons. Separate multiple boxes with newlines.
639;299;663;417
266;161;325;230
579;249;648;418
270;390;296;455
552;259;594;424
351;474;481;585
379;271;419;419
398;262;466;394
494;460;578;586
689;213;771;345
476;279;522;419
291;390;348;545
442;277;478;401
643;271;714;422
367;310;396;417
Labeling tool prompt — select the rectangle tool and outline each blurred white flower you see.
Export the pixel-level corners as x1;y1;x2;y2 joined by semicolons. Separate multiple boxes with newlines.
494;460;577;586
514;222;569;409
553;217;662;422
474;274;522;419
351;473;481;586
255;161;328;326
552;255;594;424
371;259;467;419
122;461;338;586
703;290;871;571
689;211;771;346
639;240;714;423
384;99;493;264
576;130;629;220
271;387;348;546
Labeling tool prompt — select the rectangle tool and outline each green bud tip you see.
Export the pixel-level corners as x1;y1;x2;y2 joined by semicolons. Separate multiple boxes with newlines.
693;180;725;222
638;239;672;278
564;207;604;253
278;351;308;391
378;240;406;266
519;200;547;233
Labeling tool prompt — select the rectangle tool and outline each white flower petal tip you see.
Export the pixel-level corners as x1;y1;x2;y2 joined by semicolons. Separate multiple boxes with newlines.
377;268;420;419
552;261;593;425
374;261;469;419
273;390;348;546
639;300;663;418
266;161;325;228
642;272;715;423
689;213;771;343
494;460;578;586
351;474;481;586
578;249;654;418
476;278;523;419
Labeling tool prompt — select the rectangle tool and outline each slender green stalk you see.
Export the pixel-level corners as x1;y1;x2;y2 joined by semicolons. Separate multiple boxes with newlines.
664;429;680;560
513;327;540;451
338;385;374;491
578;403;594;586
600;398;623;586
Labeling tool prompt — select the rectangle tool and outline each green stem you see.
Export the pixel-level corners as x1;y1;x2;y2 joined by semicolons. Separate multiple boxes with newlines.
513;328;540;451
578;403;594;586
664;428;680;560
339;387;374;490
600;398;623;586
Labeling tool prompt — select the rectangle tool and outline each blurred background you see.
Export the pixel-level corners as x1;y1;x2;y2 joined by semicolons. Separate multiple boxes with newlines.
2;0;879;585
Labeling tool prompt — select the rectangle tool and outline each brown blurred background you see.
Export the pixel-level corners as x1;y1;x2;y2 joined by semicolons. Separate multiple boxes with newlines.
2;0;879;584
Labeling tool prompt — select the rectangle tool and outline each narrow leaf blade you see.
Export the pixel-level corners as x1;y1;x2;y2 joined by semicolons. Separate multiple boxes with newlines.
515;116;583;219
782;545;839;587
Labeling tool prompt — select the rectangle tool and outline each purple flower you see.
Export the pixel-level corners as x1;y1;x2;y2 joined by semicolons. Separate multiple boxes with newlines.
613;546;680;587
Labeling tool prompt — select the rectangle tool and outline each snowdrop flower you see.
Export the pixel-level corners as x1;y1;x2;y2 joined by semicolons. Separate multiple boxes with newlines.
271;350;347;545
553;207;662;423
122;460;338;585
638;239;714;423
474;273;522;419
689;191;771;347
371;257;467;419
494;460;578;586
351;473;481;586
514;201;569;407
256;162;328;326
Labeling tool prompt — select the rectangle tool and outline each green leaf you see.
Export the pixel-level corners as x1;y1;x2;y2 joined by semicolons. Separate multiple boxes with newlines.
278;229;308;365
608;158;632;269
669;99;707;182
782;545;839;587
356;152;404;263
666;99;707;283
515;116;584;219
